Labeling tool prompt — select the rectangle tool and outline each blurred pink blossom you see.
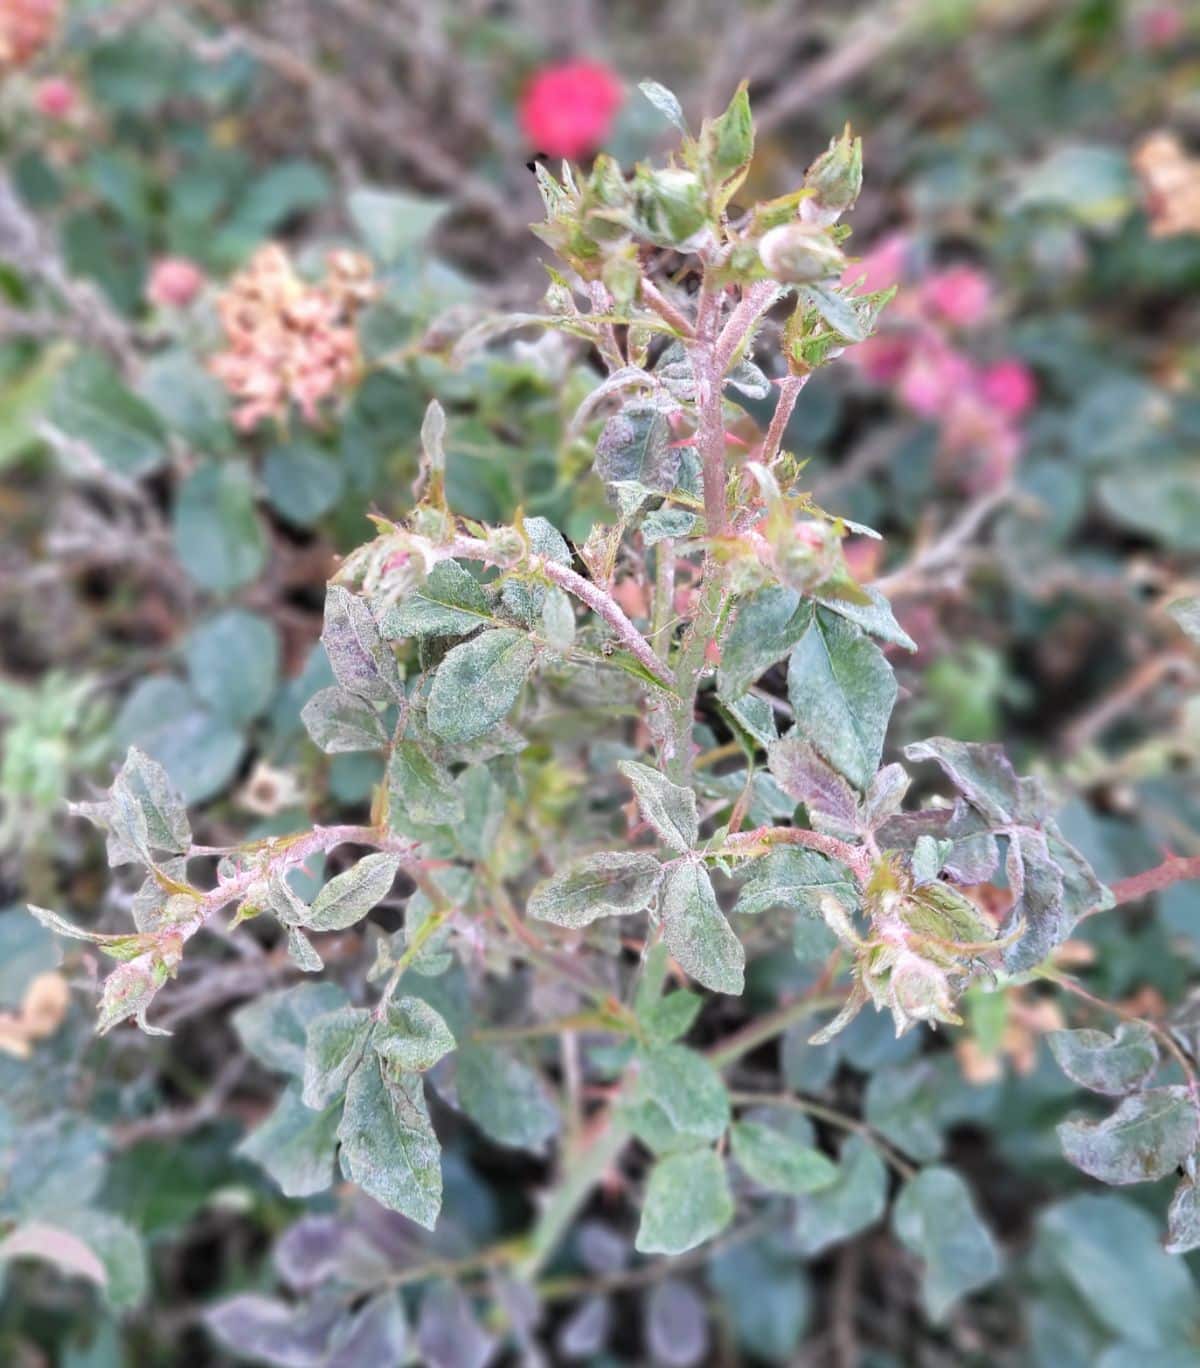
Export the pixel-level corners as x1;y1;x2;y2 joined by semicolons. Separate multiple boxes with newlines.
1134;4;1185;50
979;358;1037;419
897;343;976;418
147;258;205;309
845;231;909;293
919;265;992;328
519;61;623;160
34;76;75;118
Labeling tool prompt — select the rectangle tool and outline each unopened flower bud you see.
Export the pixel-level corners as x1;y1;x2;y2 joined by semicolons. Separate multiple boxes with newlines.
147;257;205;309
758;224;846;283
805;125;863;215
889;950;960;1032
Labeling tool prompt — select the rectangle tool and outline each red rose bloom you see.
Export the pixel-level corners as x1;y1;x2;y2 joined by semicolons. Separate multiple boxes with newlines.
519;60;623;161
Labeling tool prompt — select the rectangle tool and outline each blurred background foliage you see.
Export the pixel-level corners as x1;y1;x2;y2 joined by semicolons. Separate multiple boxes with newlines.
1;0;1199;1363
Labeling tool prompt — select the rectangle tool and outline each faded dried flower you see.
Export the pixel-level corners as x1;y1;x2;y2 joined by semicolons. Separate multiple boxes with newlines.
210;244;377;430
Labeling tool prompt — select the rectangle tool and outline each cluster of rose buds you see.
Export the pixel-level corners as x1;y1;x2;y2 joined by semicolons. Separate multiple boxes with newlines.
847;236;1037;493
519;60;624;160
210;245;376;431
0;0;59;70
812;854;1009;1041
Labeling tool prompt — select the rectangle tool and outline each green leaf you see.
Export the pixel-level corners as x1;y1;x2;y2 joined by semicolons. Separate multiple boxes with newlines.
52;351;168;478
456;1044;560;1154
733;846;856;918
322;585;402;705
111;745;192;861
301;685;388;753
893;1167;1001;1323
263;440;344;527
787;606;896;791
528;850;662;928
387;741;464;827
636;1148;733;1255
238;1085;340;1197
302;1006;374;1109
639;989;703;1046
800;284;870;344
1167;597;1200;645
661;861;744;995
767;735;859;829
373;996;456;1073
637;1044;729;1142
338;1056;442;1229
1057;1087;1199;1185
184;609;280;725
427;629;535;744
815;584;916;652
381;561;493;639
138;350;231;451
594;406;678;493
618;761;698;853
286;927;323;973
113;676;244;806
1036;1194;1197;1347
172;460;267;594
233;982;347;1078
1047;1023;1159;1096
53;1211;148;1310
709;1240;810;1362
0;345;65;469
1166;1177;1200;1255
307;853;402;931
541;585;576;652
717;586;808;702
347;186;447;263
731;1120;838;1195
638;80;688;135
793;1135;887;1257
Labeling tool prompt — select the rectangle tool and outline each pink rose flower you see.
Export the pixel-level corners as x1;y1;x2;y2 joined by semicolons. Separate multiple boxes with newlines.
147;257;205;309
980;358;1037;419
897;342;975;418
519;61;623;160
919;265;992;328
844;231;909;294
34;76;75;119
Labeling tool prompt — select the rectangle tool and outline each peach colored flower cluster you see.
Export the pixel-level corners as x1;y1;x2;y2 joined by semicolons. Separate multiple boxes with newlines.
210;244;376;431
0;0;59;70
847;234;1037;494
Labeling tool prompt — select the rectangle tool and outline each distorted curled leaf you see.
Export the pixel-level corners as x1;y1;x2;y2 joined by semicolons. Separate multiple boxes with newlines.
322;585;402;705
306;853;402;931
660;861;744;995
528;850;662;928
427;628;535;744
1057;1087;1199;1185
301;686;388;754
618;760;698;852
636;1148;733;1256
594;405;679;493
302;1005;373;1109
1166;1176;1200;1254
1047;1022;1159;1096
372;996;455;1073
767;734;859;830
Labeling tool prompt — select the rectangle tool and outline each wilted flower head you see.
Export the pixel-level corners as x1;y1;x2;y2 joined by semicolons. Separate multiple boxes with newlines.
210;245;377;431
0;0;59;70
519;60;624;160
147;256;205;309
